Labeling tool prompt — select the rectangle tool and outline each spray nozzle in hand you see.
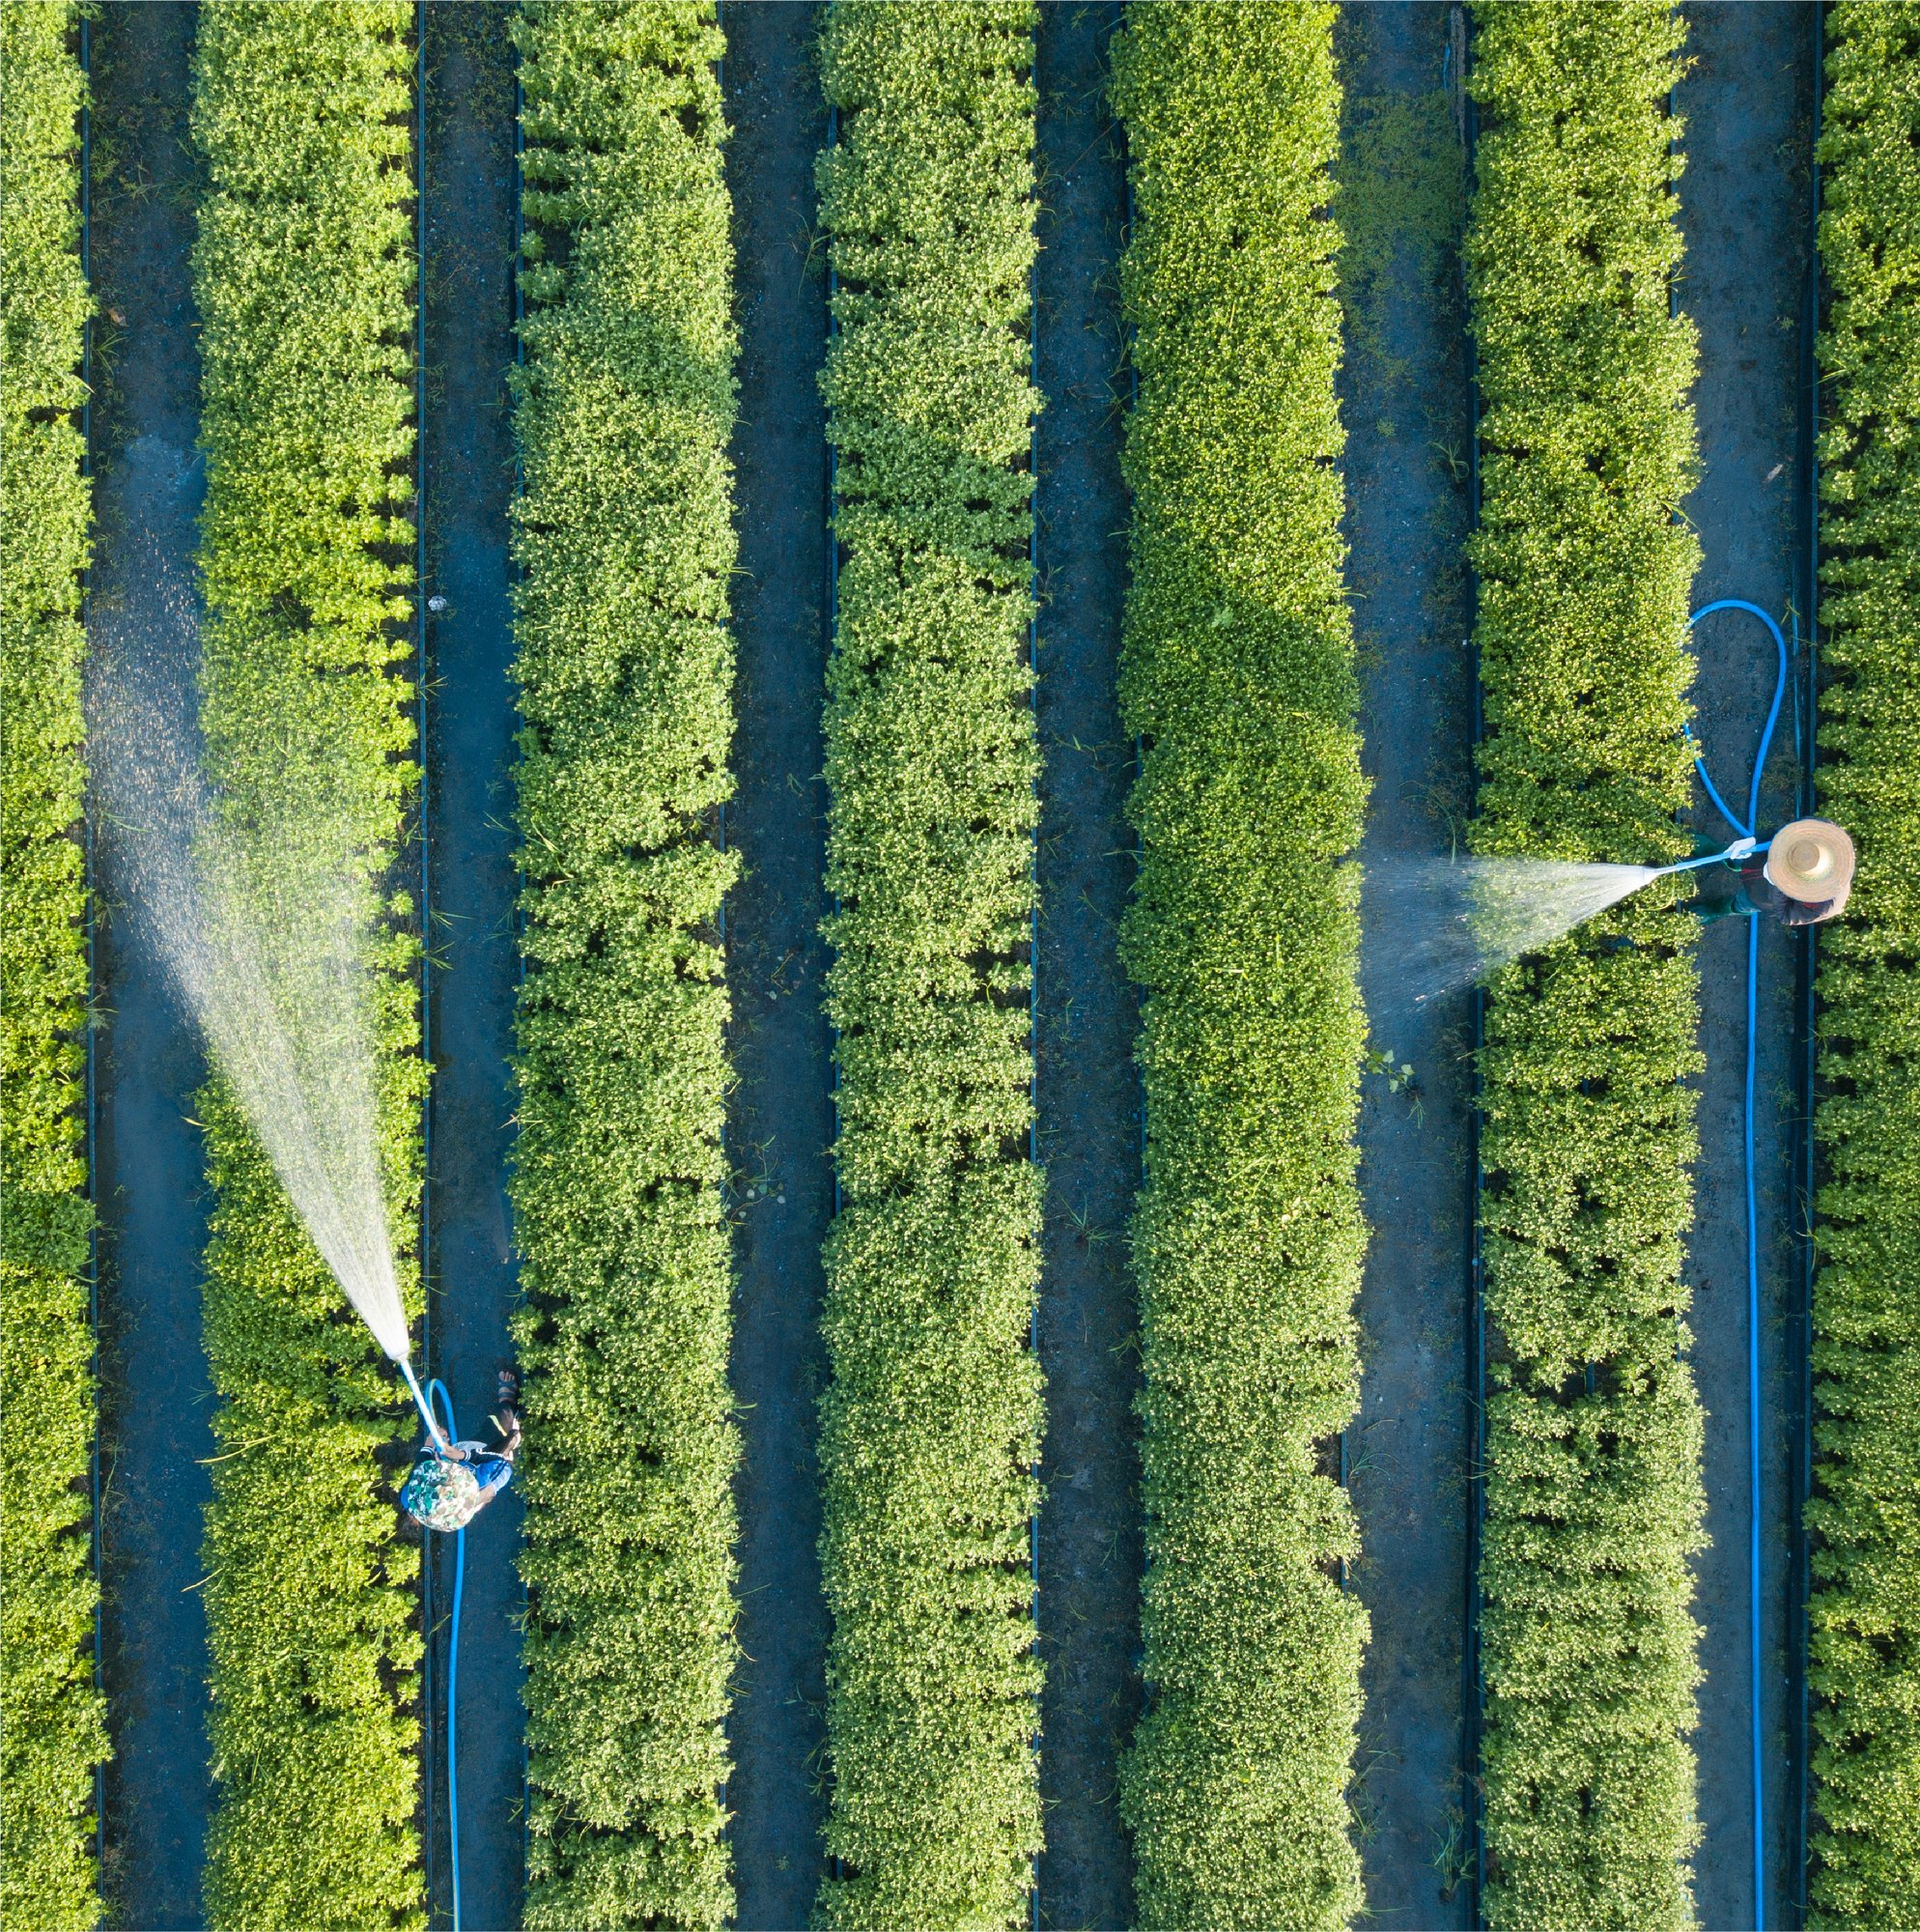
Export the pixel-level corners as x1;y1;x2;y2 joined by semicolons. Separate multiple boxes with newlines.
1660;834;1765;878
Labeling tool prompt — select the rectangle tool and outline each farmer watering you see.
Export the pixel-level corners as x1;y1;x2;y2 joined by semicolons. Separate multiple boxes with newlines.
401;1368;522;1533
1693;816;1855;927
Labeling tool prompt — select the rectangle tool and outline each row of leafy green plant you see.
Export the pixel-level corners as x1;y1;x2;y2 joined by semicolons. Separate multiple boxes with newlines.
1109;9;1369;1927
507;5;741;1926
1808;4;1920;1920
190;7;425;1925
0;5;108;1926
1465;6;1707;1927
813;4;1044;1923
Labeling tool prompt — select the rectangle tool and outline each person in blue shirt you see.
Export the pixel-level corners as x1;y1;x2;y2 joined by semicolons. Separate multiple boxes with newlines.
402;1369;522;1533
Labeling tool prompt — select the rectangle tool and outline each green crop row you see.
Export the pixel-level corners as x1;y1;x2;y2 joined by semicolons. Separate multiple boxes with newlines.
0;6;108;1927
1108;10;1367;1927
191;8;424;1926
1808;5;1920;1921
1465;7;1706;1928
508;5;740;1926
813;5;1043;1923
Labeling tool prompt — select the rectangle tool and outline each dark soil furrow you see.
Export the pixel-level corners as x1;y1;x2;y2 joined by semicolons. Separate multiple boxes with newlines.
88;9;215;1922
720;8;836;1922
1676;11;1818;1923
1336;7;1476;1921
1031;7;1140;1925
418;11;523;1926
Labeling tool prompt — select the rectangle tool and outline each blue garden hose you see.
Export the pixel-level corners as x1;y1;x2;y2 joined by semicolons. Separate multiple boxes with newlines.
425;1378;466;1932
400;1357;450;1453
1685;597;1790;1932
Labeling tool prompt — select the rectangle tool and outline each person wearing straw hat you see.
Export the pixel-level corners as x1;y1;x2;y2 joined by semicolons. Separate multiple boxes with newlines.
1694;816;1855;927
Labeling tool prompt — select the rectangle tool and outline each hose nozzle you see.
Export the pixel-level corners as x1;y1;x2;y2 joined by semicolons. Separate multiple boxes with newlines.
1659;835;1765;877
400;1358;451;1454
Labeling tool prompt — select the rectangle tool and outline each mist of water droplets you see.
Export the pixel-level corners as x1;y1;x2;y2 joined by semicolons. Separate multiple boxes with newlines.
1360;854;1661;1040
89;560;410;1366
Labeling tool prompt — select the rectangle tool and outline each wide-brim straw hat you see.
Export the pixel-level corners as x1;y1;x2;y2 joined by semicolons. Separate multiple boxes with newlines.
1764;817;1855;903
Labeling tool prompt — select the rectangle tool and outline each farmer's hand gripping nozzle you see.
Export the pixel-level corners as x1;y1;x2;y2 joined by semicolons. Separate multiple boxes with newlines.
1660;834;1761;876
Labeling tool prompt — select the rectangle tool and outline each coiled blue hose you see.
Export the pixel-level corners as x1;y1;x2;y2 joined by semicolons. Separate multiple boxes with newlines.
425;1378;466;1932
1685;597;1789;1932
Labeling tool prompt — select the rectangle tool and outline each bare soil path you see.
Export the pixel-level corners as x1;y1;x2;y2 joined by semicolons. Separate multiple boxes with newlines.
1676;10;1818;1924
720;8;836;1921
88;9;214;1922
1030;7;1141;1925
418;11;523;1926
1335;7;1476;1921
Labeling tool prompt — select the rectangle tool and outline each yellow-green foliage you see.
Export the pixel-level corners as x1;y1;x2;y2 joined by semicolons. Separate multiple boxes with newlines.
191;7;424;1925
0;5;108;1926
1466;7;1706;1928
508;4;741;1925
1110;8;1368;1927
814;5;1044;1924
1808;5;1920;1920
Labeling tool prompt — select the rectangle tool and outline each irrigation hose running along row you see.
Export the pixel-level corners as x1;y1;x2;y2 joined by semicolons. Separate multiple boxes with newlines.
1687;596;1789;1932
424;1377;466;1932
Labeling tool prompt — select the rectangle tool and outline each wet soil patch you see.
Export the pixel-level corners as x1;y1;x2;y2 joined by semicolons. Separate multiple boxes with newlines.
1335;6;1476;1922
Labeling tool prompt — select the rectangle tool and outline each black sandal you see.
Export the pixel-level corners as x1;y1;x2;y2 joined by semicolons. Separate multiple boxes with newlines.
497;1366;521;1407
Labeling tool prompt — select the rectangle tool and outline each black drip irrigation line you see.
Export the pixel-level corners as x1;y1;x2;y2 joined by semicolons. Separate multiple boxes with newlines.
79;7;104;1893
710;2;727;1838
1122;118;1144;1343
825;100;841;1217
715;11;726;951
822;91;845;1901
413;10;438;1918
1787;7;1824;1918
511;26;530;1894
1452;5;1487;1923
1114;7;1155;1733
1024;33;1039;1929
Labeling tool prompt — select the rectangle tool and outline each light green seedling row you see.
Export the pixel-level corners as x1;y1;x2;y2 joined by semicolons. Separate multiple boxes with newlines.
192;7;426;1926
1467;7;1707;1929
813;5;1045;1925
1808;5;1920;1921
0;6;109;1927
509;4;741;1927
1110;9;1369;1928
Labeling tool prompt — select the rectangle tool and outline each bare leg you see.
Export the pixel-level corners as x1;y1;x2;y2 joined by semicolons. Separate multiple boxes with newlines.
493;1366;522;1459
